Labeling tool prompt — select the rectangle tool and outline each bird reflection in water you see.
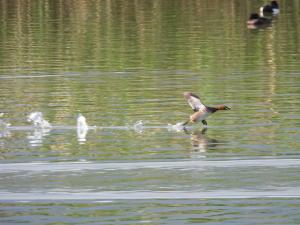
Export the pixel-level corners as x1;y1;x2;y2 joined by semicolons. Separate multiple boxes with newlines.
27;127;51;147
27;112;51;147
184;128;218;153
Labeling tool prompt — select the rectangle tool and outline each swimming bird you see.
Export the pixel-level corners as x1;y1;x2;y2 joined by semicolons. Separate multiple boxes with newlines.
247;13;271;26
182;92;230;126
260;1;279;14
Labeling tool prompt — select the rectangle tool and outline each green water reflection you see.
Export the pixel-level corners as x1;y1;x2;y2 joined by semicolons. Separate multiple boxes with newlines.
0;0;300;73
0;0;300;162
0;1;300;224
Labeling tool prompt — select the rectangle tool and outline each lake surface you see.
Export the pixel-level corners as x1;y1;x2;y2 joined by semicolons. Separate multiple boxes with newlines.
0;0;300;224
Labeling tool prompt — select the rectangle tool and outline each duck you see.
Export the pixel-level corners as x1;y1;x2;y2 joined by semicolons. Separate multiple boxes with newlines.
260;1;279;14
182;92;230;126
247;13;271;26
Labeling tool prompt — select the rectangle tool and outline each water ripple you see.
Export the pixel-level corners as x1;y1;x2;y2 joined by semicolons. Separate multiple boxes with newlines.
1;188;300;201
1;158;300;173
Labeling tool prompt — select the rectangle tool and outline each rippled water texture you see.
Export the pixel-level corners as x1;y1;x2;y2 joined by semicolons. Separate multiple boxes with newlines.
0;0;300;224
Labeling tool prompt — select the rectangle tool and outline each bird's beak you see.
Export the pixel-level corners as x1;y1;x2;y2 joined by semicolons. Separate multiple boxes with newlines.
225;106;231;110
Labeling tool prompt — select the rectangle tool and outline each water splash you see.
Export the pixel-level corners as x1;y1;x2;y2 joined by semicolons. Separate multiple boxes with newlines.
27;112;52;128
167;122;185;132
77;113;88;143
27;128;51;147
26;112;51;146
0;113;11;138
133;120;144;133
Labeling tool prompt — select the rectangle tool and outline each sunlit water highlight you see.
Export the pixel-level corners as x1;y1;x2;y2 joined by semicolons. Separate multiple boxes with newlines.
1;158;300;172
1;188;300;201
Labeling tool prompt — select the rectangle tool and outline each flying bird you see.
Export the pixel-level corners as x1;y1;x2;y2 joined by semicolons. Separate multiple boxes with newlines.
183;92;230;126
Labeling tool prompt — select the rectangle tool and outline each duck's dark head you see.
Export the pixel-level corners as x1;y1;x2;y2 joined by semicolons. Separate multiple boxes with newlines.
249;13;260;20
271;1;279;9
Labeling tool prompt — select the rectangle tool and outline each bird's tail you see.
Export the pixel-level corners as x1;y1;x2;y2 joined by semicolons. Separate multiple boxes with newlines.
182;120;189;126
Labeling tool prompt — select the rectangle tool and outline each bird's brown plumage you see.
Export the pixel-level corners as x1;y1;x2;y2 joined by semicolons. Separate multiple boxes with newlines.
183;92;230;126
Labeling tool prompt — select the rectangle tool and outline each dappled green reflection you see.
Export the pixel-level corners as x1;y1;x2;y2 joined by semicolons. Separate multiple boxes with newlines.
0;0;300;73
0;0;300;161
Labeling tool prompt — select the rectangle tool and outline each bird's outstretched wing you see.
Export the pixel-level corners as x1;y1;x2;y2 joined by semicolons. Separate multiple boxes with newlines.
183;92;206;112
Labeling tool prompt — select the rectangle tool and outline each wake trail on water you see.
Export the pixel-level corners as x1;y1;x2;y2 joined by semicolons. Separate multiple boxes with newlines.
1;112;187;133
0;111;189;146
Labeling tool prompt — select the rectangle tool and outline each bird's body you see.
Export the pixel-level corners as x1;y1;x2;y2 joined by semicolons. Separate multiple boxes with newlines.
247;13;271;26
260;1;279;14
183;92;230;126
189;108;212;123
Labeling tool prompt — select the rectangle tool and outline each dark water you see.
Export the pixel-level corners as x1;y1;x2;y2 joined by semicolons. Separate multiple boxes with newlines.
0;0;300;224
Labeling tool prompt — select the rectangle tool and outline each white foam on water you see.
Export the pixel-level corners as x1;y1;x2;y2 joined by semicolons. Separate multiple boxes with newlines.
167;122;185;132
133;120;144;133
77;113;89;143
27;112;52;129
27;128;51;147
7;124;167;132
26;112;52;146
6;115;183;133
